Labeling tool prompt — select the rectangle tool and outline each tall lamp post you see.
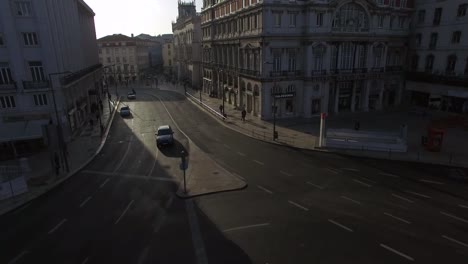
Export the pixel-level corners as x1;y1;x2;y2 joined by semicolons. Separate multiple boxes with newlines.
49;71;72;172
220;69;224;115
264;61;278;140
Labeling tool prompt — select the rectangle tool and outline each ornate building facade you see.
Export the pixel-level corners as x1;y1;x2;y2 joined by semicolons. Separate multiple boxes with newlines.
201;0;413;120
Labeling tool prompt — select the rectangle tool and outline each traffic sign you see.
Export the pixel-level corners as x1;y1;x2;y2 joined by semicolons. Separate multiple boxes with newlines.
179;162;188;170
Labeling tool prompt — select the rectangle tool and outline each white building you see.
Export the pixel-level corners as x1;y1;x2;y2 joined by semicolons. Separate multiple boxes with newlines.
407;0;468;113
0;0;101;159
172;1;202;88
201;0;413;120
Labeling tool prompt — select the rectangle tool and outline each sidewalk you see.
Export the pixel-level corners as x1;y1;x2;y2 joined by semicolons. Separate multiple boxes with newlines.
0;96;120;216
162;82;468;168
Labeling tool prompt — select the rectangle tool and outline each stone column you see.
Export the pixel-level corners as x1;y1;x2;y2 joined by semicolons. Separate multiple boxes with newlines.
334;85;340;113
363;80;370;111
351;83;356;112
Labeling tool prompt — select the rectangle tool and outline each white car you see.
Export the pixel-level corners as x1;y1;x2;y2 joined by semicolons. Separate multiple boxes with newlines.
127;92;136;100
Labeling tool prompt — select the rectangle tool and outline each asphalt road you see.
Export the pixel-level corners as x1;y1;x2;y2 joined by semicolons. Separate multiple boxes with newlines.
1;84;468;264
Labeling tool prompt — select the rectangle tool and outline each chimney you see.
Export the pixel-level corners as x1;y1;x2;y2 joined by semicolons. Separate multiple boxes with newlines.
131;33;134;38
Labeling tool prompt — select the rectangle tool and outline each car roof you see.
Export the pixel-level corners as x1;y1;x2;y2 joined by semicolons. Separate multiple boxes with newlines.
157;125;171;130
121;106;129;109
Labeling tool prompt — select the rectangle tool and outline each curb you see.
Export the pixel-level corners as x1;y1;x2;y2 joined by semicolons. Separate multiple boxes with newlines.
183;92;468;169
175;182;248;199
0;98;120;216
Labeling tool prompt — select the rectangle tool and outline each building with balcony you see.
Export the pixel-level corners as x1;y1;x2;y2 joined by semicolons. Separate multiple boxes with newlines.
201;0;413;120
163;40;175;77
407;0;468;113
0;0;101;159
172;1;202;88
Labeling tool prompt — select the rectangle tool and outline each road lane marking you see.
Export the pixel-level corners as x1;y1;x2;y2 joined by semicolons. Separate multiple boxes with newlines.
307;182;325;190
81;257;89;264
288;200;309;211
257;185;273;194
115;200;134;225
392;193;415;203
280;171;292;177
384;212;411;224
440;211;468;224
405;190;431;199
147;148;159;177
459;204;468;209
223;144;231;149
342;168;360;172
237;152;246;157
8;250;29;264
328;219;353;232
353;179;372;187
326;168;340;174
419;179;445;185
442;235;468;248
48;219;67;234
79;196;92;208
114;135;133;172
223;223;270;233
186;199;209;264
99;178;110;188
380;244;414;262
379;172;399;178
357;176;377;184
341;196;362;205
253;160;264;166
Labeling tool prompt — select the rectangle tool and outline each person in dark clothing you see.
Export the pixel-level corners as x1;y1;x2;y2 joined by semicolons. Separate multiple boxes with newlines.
241;109;246;122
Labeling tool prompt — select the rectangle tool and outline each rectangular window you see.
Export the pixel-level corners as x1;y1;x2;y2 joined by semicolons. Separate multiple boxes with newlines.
0;95;16;109
28;61;45;81
378;15;384;28
398;16;405;28
33;94;48;106
458;4;467;17
389;0;395;7
416;33;422;47
425;56;434;71
123;57;127;63
429;32;438;48
373;47;383;68
0;63;13;85
400;0;407;8
316;12;324;27
288;50;296;72
106;48;110;54
15;1;32;16
418;10;425;24
116;57;120;63
452;31;462;44
273;50;281;72
22;32;38;46
340;43;354;69
313;47;325;71
0;33;4;46
390;16;394;29
289;12;297;27
107;57;111;63
433;8;442;25
357;45;367;68
273;12;281;28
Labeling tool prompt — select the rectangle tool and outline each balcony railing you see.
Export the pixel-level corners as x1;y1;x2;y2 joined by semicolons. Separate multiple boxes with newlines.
270;71;282;77
353;68;368;73
371;67;385;73
240;69;260;77
311;70;327;76
22;80;50;90
385;65;403;72
0;82;17;91
406;71;468;87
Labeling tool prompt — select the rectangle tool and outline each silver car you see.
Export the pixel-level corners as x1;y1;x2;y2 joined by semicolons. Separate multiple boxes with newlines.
156;125;174;147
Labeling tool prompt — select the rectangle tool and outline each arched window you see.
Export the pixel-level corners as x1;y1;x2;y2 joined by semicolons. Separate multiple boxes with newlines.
332;3;369;32
312;45;326;71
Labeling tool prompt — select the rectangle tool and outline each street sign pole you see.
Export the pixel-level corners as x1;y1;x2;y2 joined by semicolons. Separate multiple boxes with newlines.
181;151;187;194
319;113;326;147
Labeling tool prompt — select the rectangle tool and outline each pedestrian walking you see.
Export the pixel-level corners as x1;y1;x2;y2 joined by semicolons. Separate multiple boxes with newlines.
219;104;223;114
241;109;246;122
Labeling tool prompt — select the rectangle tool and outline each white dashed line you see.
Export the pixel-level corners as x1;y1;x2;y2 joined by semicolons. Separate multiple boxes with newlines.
405;190;431;199
114;136;133;172
341;196;362;205
442;235;468;248
99;178;110;188
223;144;231;149
342;168;360;172
115;200;134;225
147;148;159;177
253;160;264;166
328;219;353;232
392;193;415;203
223;223;270;233
419;179;445;185
79;196;92;208
459;204;468;209
307;182;325;190
288;200;309;211
353;179;372;187
48;219;67;235
358;176;377;184
257;185;273;194
380;244;414;261
280;171;292;177
237;152;246;157
326;168;340;174
379;172;399;178
8;250;29;264
384;212;411;224
440;211;468;224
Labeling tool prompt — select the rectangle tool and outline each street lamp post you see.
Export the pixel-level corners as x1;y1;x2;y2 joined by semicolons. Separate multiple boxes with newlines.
49;71;72;173
220;69;224;115
264;61;278;140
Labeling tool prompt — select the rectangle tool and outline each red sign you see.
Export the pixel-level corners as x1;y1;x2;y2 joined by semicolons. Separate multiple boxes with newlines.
321;113;327;119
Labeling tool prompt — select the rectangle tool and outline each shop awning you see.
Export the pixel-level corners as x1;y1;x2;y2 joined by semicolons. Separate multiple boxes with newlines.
0;120;49;143
406;81;468;98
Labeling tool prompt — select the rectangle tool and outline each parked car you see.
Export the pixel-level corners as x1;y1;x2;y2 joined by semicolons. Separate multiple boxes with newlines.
120;106;131;117
127;92;136;100
156;125;174;147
